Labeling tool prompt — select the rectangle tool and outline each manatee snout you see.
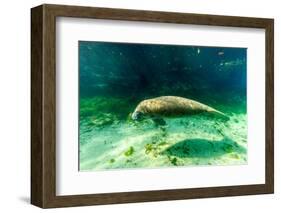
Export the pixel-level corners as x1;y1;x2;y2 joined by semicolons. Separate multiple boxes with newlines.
132;111;143;120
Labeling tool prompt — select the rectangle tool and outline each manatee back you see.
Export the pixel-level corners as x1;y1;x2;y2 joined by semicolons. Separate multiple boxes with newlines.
142;96;208;117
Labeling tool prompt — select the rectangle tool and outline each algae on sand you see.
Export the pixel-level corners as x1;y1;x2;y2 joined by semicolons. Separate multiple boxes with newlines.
124;146;135;157
79;98;247;171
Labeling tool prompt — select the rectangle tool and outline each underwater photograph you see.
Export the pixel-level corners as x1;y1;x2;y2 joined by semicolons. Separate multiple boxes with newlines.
79;41;247;171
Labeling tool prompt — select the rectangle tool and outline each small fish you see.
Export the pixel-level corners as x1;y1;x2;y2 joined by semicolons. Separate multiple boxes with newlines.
218;51;224;56
197;48;201;54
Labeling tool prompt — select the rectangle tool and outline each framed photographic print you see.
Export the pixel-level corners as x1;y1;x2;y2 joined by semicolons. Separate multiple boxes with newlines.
31;4;274;208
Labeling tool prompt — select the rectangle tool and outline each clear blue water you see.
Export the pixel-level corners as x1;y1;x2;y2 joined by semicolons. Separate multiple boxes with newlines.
79;41;247;171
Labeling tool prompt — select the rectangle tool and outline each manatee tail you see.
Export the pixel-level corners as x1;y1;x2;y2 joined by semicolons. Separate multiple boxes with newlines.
207;108;229;121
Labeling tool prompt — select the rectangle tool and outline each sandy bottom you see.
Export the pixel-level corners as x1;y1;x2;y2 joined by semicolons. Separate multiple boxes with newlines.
79;106;247;171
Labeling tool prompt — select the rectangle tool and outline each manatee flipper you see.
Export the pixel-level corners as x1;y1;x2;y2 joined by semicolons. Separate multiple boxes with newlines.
151;117;166;126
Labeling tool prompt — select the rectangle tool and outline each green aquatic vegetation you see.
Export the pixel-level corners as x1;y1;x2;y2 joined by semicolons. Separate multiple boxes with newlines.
79;126;92;133
171;157;177;165
80;96;136;121
109;158;115;163
126;113;134;123
151;128;168;144
124;146;135;157
80;107;95;118
145;140;168;157
130;118;152;128
145;143;160;157
158;141;168;146
145;143;153;154
168;156;178;166
91;113;116;128
230;153;240;159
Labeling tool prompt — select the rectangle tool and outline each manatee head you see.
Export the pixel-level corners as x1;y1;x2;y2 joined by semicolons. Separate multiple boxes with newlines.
131;110;144;121
132;100;148;121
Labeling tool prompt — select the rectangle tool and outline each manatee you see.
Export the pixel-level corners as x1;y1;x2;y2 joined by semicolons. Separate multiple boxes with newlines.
132;96;228;124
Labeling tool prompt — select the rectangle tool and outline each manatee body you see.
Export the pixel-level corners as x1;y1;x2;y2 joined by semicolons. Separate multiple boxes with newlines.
132;96;228;121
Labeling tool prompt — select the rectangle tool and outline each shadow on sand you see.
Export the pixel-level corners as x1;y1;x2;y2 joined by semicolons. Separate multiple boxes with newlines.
162;137;246;158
